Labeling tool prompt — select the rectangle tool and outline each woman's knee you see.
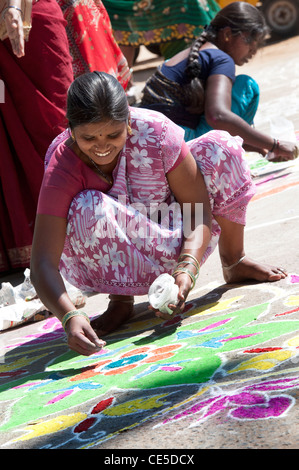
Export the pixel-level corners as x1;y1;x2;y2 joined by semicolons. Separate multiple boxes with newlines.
189;130;253;195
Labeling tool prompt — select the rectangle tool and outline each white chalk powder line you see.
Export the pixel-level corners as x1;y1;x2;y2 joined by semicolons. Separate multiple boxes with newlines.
245;214;299;232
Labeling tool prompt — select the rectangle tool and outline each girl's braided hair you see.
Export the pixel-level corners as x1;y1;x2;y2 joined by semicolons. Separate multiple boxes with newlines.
184;2;269;112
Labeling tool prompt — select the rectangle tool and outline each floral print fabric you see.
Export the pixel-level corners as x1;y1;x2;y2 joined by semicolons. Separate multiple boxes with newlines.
57;112;256;295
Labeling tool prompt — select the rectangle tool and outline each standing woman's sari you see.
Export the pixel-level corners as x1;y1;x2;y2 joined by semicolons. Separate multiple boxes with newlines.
57;0;131;88
0;0;73;272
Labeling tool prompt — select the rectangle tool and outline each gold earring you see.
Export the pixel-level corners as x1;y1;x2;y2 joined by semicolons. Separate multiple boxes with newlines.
127;115;132;135
71;130;75;141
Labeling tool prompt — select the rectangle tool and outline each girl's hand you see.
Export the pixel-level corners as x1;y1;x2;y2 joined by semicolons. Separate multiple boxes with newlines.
64;315;106;356
4;7;25;57
269;140;298;162
151;272;193;320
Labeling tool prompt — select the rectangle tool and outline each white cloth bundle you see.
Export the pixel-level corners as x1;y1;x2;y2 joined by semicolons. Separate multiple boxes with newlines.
0;269;86;331
148;273;179;315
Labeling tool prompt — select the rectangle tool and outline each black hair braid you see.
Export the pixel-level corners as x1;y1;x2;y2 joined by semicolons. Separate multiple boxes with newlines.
186;34;206;79
183;32;210;114
181;2;269;115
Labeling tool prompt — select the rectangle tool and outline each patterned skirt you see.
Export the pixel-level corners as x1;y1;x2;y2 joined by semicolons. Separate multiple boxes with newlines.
59;131;256;296
102;0;220;57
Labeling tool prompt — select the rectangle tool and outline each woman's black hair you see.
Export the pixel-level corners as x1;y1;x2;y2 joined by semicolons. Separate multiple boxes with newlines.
66;71;129;129
184;2;269;111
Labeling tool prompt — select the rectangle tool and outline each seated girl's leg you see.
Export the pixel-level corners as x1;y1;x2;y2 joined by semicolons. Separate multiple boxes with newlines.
188;130;287;282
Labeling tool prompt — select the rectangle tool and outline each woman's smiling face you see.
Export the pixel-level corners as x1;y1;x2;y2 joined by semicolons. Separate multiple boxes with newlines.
73;120;128;168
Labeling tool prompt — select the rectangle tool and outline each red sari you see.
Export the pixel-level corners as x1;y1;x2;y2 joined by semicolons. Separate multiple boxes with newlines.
57;0;131;88
0;0;73;273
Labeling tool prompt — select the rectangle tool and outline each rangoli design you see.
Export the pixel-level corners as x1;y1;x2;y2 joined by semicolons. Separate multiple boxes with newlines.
0;278;298;448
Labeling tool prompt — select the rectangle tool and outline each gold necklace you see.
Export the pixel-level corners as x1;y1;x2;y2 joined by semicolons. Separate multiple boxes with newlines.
69;136;113;185
86;155;113;185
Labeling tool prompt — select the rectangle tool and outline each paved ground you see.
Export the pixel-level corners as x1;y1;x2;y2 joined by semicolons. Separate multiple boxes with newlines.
0;35;299;452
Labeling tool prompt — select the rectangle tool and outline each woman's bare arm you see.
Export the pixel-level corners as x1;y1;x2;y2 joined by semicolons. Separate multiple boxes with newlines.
204;74;296;160
156;151;212;318
30;214;105;355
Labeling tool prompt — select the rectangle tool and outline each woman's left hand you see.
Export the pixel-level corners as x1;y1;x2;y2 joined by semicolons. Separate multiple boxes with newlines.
4;7;25;57
151;272;193;320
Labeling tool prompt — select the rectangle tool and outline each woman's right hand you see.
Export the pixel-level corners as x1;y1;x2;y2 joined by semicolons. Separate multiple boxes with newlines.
269;140;298;162
153;272;193;321
4;6;25;57
64;315;106;356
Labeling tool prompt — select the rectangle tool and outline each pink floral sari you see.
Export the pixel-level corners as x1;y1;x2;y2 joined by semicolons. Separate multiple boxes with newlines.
53;121;255;295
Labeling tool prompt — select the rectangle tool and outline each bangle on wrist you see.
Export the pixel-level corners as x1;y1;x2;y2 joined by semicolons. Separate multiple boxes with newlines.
172;268;197;290
269;138;279;152
178;253;200;270
176;259;198;274
1;5;23;20
172;253;200;290
177;254;200;277
61;309;90;331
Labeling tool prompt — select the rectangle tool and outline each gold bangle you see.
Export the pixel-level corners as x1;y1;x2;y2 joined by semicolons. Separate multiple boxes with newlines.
61;310;90;331
178;253;200;271
172;268;196;290
176;260;199;278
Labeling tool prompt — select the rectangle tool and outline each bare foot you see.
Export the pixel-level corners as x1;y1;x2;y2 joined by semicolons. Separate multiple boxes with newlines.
91;295;134;337
222;256;287;284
